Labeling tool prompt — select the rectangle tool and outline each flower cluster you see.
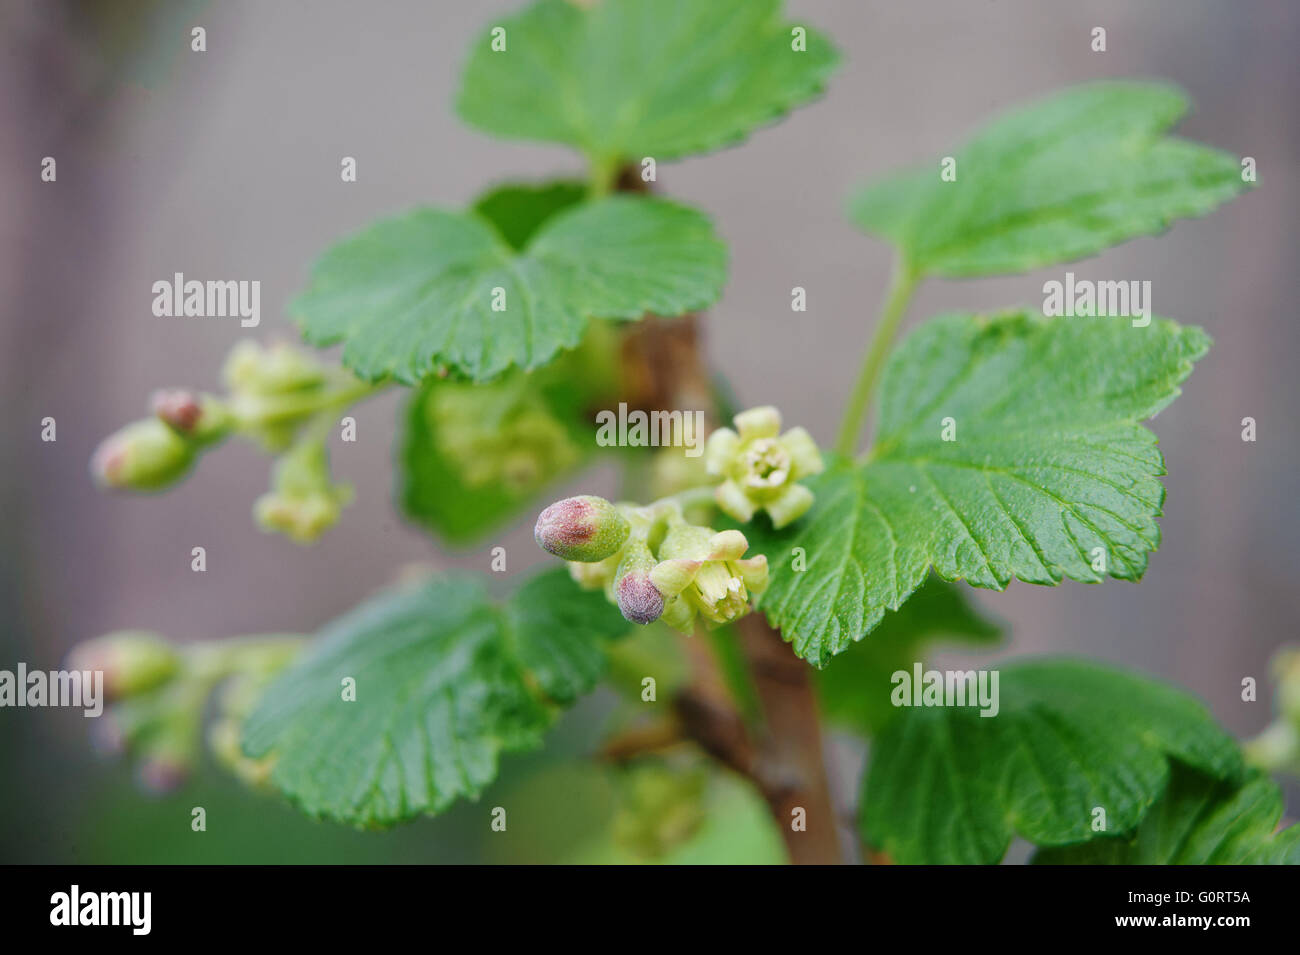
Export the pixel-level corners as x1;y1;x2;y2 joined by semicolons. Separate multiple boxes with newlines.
535;494;768;633
1245;647;1300;776
91;340;373;542
66;631;301;793
431;375;581;492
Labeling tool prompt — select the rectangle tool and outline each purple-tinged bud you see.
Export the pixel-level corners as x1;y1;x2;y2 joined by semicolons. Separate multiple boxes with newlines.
614;540;664;625
151;389;203;433
617;573;665;625
90;419;195;491
89;713;126;758
137;754;191;795
134;717;197;795
534;495;630;563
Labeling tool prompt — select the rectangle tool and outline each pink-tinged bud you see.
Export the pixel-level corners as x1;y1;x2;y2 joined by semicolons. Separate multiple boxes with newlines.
67;631;181;701
90;419;195;491
151;389;203;433
534;495;630;563
89;713;126;757
137;754;191;795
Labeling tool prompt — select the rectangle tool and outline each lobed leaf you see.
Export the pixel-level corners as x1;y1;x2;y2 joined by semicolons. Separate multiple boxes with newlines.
1034;763;1300;865
850;81;1249;277
293;196;726;383
457;0;838;163
749;310;1209;666
860;658;1243;864
241;569;628;826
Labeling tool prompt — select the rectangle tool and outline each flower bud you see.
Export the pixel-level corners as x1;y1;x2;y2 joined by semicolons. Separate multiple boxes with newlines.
254;439;352;543
67;631;181;700
534;495;631;563
90;419;195;491
151;389;202;432
613;539;665;625
151;389;231;443
136;732;195;795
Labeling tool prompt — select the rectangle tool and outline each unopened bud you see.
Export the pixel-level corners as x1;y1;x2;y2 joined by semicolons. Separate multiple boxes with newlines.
136;750;192;795
614;540;664;625
67;631;181;700
534;495;631;563
151;389;202;432
90;419;195;491
151;389;230;443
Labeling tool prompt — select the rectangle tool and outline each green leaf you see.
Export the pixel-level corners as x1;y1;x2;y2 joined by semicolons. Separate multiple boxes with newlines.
471;180;587;251
860;658;1243;865
293;195;726;383
241;569;628;826
396;183;621;544
456;0;838;163
398;341;613;543
1034;764;1300;865
815;576;1001;735
749;310;1209;666
850;81;1249;277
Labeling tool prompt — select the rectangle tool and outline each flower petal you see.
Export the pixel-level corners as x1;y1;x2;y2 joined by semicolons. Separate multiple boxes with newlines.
704;428;740;475
779;426;825;478
714;479;756;523
649;558;701;597
733;405;781;441
707;528;750;561
766;483;815;529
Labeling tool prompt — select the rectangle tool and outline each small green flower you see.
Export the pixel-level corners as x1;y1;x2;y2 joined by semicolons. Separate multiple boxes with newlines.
705;405;824;528
650;524;768;633
433;380;581;493
222;340;326;396
254;439;353;543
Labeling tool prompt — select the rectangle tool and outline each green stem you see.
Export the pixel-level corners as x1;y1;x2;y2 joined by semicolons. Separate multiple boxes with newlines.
587;153;619;198
834;258;917;457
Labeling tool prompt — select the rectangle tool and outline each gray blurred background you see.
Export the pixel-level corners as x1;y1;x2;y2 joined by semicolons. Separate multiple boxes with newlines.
1;0;1297;862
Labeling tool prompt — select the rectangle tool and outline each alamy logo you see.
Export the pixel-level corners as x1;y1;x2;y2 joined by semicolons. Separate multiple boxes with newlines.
1042;271;1152;327
0;664;102;717
594;403;705;457
891;664;1000;717
152;272;261;327
50;885;151;935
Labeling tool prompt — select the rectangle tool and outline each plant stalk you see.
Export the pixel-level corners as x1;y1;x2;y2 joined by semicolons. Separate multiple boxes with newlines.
834;257;917;457
613;160;844;864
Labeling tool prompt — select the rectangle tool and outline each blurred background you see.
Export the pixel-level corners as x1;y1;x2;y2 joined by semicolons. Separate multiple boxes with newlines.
1;0;1297;863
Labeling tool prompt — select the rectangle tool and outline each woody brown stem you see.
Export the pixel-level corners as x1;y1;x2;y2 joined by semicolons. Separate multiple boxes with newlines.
735;614;844;864
616;308;842;865
612;161;842;864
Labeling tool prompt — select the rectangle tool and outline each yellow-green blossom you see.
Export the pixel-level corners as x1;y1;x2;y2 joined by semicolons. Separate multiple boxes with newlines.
649;524;768;633
705;405;824;528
